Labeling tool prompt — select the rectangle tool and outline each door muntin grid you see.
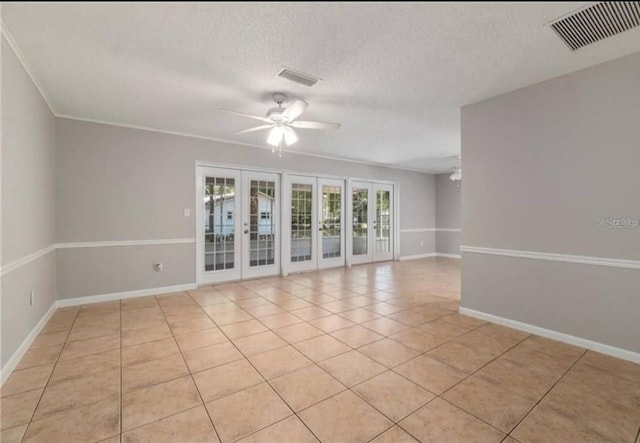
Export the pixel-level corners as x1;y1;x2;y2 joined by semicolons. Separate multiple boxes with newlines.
352;188;368;256
291;183;313;262
249;180;276;267
322;185;342;259
376;189;391;253
204;177;235;271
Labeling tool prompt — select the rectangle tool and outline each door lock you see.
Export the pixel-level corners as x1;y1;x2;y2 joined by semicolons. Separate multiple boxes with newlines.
244;229;249;234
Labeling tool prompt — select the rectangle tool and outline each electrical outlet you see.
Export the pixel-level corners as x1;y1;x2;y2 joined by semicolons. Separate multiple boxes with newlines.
29;290;34;306
154;263;163;272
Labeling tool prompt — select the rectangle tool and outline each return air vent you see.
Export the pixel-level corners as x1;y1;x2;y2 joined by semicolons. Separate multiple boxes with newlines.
549;2;640;51
277;67;321;87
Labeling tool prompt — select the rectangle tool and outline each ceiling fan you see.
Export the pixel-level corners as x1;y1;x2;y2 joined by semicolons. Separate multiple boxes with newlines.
221;93;341;155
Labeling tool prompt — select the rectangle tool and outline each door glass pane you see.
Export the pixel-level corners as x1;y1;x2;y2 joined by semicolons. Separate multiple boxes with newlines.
322;185;342;259
352;188;368;256
291;183;313;262
376;189;391;253
204;177;235;271
250;179;276;267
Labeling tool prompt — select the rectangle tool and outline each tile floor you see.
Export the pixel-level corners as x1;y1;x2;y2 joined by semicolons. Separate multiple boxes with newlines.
1;258;639;443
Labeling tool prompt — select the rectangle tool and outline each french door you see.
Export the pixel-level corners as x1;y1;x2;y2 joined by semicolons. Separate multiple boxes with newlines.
285;176;346;272
350;181;394;264
197;167;280;284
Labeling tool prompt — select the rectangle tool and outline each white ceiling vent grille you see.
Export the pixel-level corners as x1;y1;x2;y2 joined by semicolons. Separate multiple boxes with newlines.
277;67;321;87
549;2;640;51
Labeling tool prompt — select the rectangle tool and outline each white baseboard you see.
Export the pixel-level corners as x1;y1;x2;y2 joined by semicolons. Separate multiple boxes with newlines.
399;253;437;261
436;253;461;259
56;283;198;308
1;302;58;384
459;307;640;364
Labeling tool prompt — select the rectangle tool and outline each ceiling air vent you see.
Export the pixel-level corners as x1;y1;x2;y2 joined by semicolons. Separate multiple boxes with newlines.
277;67;321;87
549;2;640;51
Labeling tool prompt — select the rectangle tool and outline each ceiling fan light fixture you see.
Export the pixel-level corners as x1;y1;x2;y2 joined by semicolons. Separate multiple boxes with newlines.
283;126;298;146
267;126;284;147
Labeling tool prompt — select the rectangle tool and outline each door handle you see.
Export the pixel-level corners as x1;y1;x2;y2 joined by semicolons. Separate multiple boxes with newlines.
244;229;249;234
318;227;323;231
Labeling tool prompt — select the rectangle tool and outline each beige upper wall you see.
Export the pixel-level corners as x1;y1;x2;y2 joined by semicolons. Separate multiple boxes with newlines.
56;118;436;243
462;51;640;260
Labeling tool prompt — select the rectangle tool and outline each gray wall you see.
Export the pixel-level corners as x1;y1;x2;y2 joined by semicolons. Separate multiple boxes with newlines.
1;37;58;368
56;118;436;298
435;173;461;256
461;51;640;353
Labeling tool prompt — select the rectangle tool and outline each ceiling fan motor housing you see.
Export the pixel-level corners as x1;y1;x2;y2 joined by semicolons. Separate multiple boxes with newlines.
267;107;287;123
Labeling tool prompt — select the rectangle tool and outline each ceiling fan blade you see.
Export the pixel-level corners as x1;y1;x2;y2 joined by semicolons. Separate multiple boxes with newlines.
234;125;273;135
282;100;308;121
220;108;271;123
291;120;341;130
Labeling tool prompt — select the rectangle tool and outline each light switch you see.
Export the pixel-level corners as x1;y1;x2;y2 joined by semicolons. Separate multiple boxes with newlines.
184;209;191;217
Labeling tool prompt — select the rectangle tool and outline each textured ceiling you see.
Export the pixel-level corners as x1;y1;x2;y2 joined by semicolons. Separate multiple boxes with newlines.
3;2;640;172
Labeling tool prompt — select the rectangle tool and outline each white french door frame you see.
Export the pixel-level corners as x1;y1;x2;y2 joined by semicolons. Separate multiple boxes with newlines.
195;161;400;283
317;178;346;270
373;182;394;262
350;181;374;265
282;174;318;274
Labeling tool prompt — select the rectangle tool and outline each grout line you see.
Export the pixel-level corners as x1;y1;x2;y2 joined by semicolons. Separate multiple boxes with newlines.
19;306;81;443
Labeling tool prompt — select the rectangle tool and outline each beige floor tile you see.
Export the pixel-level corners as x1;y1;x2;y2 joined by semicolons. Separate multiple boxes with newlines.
207;309;254;326
476;357;558;401
365;302;406;316
394;355;467;395
232;331;287;356
330;324;384;348
279;298;314;312
205;382;293;443
271;365;345;411
361;317;409;336
580;351;640;383
358;339;419;368
294;335;351;362
519;335;585;362
0;389;42;430
123;354;189;392
273;322;324;343
438;313;486;329
122;324;172;347
122;406;219;443
51;349;120;384
298;390;393;443
353;371;435;422
511;402;612;443
369;426;419;443
291;306;332;321
236;415;319;443
30;331;69;350
22;396;119;443
15;344;63;370
121;295;159;310
248;345;313;379
0;424;27;443
319;350;386;387
220;319;268;339
501;345;575;379
427;340;497;373
183;340;243;373
0;364;53;397
122;315;167;333
193;359;264;402
169;315;217;336
122;376;201;431
388;310;434;327
243;304;286;318
175;328;228;352
399;398;505;443
59;335;120;361
122;337;180;367
442;375;535;432
541;381;640;442
390;328;447;352
259;312;304;329
67;323;121;343
309;315;355;333
419;318;472;340
339;308;381;324
35;369;120;419
562;362;640;409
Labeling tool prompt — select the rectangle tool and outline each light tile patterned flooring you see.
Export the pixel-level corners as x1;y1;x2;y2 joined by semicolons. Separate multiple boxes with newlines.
1;258;639;443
